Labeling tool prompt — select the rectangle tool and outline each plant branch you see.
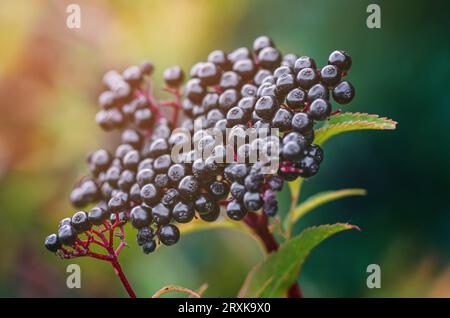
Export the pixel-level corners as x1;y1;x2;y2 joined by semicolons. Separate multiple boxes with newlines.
243;212;302;298
110;256;137;298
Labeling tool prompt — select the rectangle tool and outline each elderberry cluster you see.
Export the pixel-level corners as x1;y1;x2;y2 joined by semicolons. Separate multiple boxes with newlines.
45;36;355;255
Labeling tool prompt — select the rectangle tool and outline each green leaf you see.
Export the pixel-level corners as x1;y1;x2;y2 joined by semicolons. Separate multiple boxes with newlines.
238;223;357;298
288;178;304;207
314;112;397;146
288;188;367;226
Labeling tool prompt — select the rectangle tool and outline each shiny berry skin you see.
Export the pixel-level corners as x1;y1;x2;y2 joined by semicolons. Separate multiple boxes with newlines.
244;174;264;192
276;73;295;95
151;203;172;225
154;173;170;188
281;141;303;162
178;175;200;200
304;129;315;145
258;83;283;103
121;129;143;148
163;66;184;87
283;132;307;149
208;50;231;70
118;170;135;191
88;205;109;225
208;181;230;200
271;108;293;132
225;163;249;183
291;112;313;133
308;84;329;101
232;58;256;81
198;62;220;86
294;56;317;73
137;227;154;246
140;183;159;205
139;60;154;75
253;35;274;53
202;93;219;112
273;66;292;80
254;69;272;86
328;50;352;71
185;78;205;103
172;202;195;223
258;47;282;70
227;106;247;127
198;207;220;222
305;144;324;163
282;53;298;68
299;156;320;178
122;65;142;86
129;183;141;203
89;149;111;174
268;176;284;191
153;154;172;173
130;205;152;228
255;95;278;120
237;96;256;117
219;89;239;113
194;193;219;215
167;164;186;185
226;200;247;221
243;192;263;211
263;191;278;217
108;195;125;213
241;83;257;98
192;159;211;180
332;81;355;104
220;71;241;90
123;150;140;170
134;108;154;129
71;211;91;233
159;224;180;246
115;143;133;161
228;47;251;64
98;91;116;109
136;168;155;186
296;67;319;89
206;109;225;127
286;88;307;110
230;182;246;201
58;224;77;246
45;234;61;252
142;240;157;254
320;65;342;87
161;188;180;208
307;98;331;121
148;138;170;157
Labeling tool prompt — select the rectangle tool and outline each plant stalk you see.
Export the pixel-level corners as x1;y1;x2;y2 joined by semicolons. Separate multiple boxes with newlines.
110;256;137;298
243;212;302;298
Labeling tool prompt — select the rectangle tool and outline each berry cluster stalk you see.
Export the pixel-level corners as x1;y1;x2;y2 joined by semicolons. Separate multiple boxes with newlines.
243;212;302;298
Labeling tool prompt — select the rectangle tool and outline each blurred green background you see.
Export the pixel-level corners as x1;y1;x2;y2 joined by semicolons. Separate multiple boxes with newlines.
0;0;449;297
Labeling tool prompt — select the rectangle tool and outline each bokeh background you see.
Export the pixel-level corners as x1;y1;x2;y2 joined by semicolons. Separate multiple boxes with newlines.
0;0;449;297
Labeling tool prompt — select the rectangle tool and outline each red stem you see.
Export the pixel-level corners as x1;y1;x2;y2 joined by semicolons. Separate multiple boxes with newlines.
110;257;137;298
243;212;302;298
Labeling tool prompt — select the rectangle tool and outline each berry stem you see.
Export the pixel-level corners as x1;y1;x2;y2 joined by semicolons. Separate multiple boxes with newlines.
110;256;137;298
243;212;302;298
